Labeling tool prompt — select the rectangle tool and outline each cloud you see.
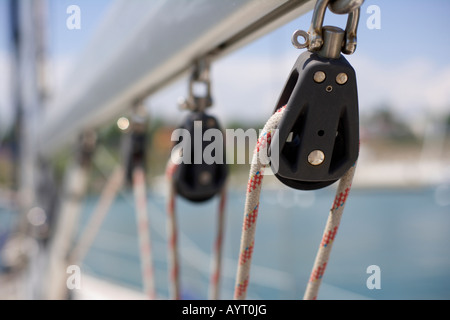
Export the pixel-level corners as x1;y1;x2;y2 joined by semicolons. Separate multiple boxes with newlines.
213;52;298;124
150;54;296;123
219;52;450;123
9;49;449;133
350;54;450;117
150;51;450;126
149;51;300;125
0;51;76;137
213;52;450;125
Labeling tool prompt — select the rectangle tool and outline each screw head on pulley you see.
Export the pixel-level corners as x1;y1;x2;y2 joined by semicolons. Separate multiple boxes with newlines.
314;71;326;83
308;150;325;166
336;72;348;85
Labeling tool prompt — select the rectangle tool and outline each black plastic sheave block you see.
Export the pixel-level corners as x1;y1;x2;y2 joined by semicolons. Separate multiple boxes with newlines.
271;51;359;190
173;112;228;202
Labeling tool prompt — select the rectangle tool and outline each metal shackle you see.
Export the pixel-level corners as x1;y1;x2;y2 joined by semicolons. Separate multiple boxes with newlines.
183;58;213;112
328;0;364;14
301;0;362;55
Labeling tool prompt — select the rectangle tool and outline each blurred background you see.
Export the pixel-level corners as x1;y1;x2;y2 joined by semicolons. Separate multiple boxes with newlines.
0;0;449;300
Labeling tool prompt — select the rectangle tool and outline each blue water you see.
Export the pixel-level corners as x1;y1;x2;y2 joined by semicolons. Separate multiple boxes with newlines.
71;184;450;300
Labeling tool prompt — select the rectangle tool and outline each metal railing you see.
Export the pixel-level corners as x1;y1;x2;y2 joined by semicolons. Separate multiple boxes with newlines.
38;0;315;156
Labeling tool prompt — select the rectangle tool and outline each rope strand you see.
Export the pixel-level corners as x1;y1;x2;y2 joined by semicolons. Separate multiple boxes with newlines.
233;106;356;300
166;159;228;300
69;166;125;264
303;163;356;300
132;166;156;300
166;160;180;300
234;106;286;300
209;186;227;300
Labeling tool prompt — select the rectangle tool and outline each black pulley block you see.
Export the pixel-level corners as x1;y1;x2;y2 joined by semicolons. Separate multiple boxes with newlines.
270;51;359;190
173;111;228;202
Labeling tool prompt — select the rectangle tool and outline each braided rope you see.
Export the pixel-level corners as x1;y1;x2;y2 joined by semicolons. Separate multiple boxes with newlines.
209;186;227;300
70;166;125;264
132;166;156;300
233;106;356;300
166;160;180;300
165;159;228;300
303;164;356;300
234;106;286;300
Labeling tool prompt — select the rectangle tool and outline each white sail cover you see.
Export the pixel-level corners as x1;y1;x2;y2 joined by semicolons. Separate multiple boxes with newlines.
39;0;314;155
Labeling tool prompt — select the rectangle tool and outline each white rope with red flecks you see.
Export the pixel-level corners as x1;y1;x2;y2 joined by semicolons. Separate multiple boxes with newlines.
70;165;157;299
132;166;157;300
166;160;227;300
70;166;125;265
166;161;180;300
303;163;356;300
233;105;357;300
233;106;286;299
209;185;227;300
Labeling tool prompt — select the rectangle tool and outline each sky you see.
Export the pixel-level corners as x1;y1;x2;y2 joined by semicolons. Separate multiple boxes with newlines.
1;0;450;136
